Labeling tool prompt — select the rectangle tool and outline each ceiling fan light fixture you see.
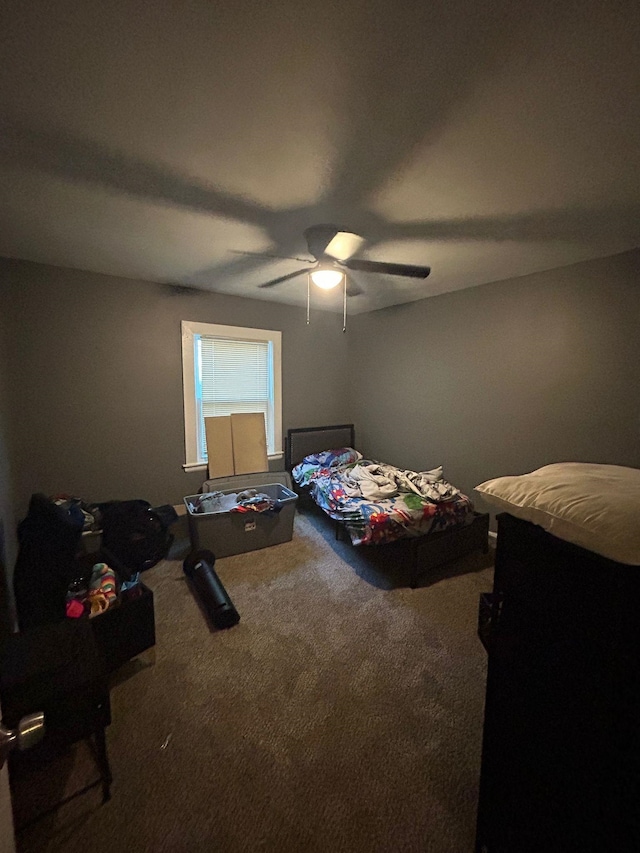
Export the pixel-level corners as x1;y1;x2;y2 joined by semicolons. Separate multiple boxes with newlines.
310;267;344;289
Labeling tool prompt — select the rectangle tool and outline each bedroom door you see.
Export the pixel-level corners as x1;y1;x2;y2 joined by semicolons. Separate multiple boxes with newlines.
0;698;16;853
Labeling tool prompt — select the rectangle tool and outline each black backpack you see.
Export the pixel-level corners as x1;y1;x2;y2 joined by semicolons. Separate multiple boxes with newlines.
13;493;85;630
96;500;176;580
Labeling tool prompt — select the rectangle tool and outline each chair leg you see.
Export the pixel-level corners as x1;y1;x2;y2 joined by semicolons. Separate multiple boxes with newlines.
93;725;112;803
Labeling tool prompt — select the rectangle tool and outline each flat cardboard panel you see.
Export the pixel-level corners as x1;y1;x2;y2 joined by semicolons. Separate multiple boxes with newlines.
231;412;268;474
205;416;235;479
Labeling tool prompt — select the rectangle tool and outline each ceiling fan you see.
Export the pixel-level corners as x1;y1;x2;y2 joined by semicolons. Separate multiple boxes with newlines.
244;224;431;296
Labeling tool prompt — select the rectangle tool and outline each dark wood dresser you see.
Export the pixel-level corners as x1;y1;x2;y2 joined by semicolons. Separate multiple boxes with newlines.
476;512;640;852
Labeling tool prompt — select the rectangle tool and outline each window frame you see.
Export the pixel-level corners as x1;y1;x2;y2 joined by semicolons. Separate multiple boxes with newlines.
181;320;282;470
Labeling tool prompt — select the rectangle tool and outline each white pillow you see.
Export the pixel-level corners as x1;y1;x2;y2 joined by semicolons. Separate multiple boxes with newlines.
475;463;640;565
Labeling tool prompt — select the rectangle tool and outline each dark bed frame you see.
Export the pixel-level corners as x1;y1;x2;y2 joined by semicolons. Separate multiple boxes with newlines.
285;424;489;587
475;511;640;851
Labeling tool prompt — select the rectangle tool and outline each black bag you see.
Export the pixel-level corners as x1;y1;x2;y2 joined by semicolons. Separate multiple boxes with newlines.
96;500;176;580
13;493;85;631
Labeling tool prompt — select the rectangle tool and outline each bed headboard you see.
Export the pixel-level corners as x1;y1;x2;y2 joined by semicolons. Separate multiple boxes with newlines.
285;424;356;471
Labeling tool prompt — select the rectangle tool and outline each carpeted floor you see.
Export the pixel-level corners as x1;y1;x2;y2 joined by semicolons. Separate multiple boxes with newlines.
12;505;493;853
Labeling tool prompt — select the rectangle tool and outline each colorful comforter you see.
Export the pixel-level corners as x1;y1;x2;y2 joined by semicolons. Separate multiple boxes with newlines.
293;448;474;546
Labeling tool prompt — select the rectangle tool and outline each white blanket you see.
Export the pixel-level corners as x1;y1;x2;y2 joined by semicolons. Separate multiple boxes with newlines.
340;462;460;503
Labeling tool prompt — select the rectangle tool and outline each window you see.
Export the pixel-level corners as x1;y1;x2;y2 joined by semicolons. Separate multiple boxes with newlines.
182;321;282;468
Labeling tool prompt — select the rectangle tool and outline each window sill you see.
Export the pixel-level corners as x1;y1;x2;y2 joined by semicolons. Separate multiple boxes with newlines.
183;452;283;472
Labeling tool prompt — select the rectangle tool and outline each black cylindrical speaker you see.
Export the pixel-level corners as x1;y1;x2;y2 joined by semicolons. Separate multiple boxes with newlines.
183;549;240;629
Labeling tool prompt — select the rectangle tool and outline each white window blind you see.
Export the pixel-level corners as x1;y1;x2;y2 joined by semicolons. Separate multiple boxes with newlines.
196;336;274;459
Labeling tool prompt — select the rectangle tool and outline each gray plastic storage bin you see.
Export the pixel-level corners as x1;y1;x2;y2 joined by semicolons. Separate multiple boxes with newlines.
184;483;298;558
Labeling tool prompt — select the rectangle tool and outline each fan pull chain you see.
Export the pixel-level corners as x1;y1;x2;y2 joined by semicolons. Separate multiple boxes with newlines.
306;273;310;325
343;275;347;332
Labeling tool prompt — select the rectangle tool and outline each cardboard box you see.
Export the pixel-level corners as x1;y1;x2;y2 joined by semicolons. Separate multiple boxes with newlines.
91;581;156;673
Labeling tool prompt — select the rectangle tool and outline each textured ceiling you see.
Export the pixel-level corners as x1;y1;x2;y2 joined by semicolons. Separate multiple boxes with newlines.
1;0;639;314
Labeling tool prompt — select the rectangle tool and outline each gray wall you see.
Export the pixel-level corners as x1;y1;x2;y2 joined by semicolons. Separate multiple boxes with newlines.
348;249;640;516
1;258;350;516
3;248;639;541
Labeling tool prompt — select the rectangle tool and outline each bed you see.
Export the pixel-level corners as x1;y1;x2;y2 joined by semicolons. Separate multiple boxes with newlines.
285;424;489;586
474;463;640;851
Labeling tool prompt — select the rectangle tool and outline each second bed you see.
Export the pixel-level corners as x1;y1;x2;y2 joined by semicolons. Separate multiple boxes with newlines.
286;424;489;586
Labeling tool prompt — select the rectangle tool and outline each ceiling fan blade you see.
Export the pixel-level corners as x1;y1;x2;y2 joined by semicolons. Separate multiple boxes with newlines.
258;268;309;288
343;258;431;278
231;250;313;263
324;231;365;262
304;224;337;259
